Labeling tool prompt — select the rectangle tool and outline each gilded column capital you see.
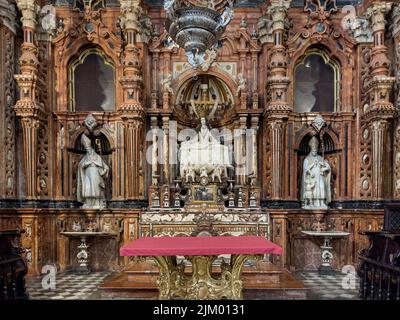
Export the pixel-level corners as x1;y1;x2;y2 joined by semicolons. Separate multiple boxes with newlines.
268;0;291;33
366;2;393;33
15;0;39;30
120;0;142;33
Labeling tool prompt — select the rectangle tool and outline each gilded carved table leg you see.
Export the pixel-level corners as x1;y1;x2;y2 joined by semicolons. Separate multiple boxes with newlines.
230;254;262;299
153;254;262;300
153;256;186;299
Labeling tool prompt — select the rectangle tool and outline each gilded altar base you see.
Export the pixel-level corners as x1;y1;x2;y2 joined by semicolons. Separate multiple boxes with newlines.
153;254;262;300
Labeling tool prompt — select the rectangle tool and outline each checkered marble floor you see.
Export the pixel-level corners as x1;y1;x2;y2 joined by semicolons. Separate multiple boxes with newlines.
25;270;359;300
294;271;360;300
26;271;110;300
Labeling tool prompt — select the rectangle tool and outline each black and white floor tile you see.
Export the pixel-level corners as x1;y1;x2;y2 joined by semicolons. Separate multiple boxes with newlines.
25;270;359;300
26;271;110;300
295;271;360;300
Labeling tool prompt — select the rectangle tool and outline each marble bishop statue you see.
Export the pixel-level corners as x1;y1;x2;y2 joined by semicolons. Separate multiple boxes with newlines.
301;136;331;209
77;134;109;209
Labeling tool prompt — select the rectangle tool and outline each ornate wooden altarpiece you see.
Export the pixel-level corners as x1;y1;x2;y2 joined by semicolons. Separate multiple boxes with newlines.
0;0;399;274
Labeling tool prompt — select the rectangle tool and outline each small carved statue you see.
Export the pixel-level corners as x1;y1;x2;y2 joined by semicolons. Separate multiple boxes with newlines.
200;166;208;178
186;166;196;183
86;220;98;232
237;187;245;208
211;166;222;183
201;48;218;72
77;134;109;209
301;136;331;209
72;219;82;232
162;73;174;95
236;73;247;96
102;218;113;233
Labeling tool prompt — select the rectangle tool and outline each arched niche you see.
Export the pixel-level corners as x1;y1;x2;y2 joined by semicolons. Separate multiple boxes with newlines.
69;48;115;112
72;131;113;156
294;49;340;113
174;74;235;127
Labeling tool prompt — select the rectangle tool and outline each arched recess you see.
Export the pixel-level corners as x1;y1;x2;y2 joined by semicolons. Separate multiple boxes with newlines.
294;49;340;112
288;37;355;112
174;69;239;106
172;70;239;127
53;34;123;112
68;48;116;112
219;36;237;57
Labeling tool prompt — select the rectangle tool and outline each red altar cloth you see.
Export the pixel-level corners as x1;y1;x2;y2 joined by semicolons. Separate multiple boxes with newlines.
120;236;282;257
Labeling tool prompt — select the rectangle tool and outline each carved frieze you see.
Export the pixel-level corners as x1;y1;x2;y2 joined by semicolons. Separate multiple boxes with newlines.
393;122;400;198
1;27;16;197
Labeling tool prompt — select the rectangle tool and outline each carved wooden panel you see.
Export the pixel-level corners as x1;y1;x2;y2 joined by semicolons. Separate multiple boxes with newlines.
359;124;372;198
0;27;16;197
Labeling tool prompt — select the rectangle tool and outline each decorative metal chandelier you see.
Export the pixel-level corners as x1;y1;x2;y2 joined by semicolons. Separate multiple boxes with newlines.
164;0;234;67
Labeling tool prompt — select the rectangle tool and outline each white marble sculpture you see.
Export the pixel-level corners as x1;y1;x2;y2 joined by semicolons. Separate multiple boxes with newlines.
301;136;331;209
179;117;232;183
236;73;247;96
77;134;109;209
162;73;174;95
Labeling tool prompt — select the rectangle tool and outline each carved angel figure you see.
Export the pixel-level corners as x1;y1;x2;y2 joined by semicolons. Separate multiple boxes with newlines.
236;73;247;96
201;48;218;72
162;74;174;95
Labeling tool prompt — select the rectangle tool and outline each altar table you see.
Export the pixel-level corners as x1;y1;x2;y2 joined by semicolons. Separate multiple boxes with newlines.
120;236;282;300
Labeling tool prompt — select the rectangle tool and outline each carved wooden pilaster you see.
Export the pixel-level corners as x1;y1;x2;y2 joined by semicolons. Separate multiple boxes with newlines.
118;0;146;200
270;212;287;267
21;118;40;199
150;116;159;182
162;116;170;184
0;17;17;198
161;50;172;110
391;5;400;109
361;2;396;200
118;0;145;113
370;119;390;199
250;116;259;180
151;51;160;109
21;213;39;274
13;0;43;200
234;117;247;185
365;2;395;113
393;122;400;198
391;5;400;198
122;116;145;199
268;118;286;199
266;2;291;112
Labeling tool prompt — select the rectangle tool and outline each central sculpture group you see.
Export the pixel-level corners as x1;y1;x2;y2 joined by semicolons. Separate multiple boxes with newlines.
179;117;232;184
